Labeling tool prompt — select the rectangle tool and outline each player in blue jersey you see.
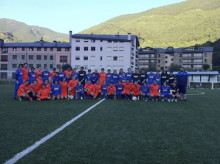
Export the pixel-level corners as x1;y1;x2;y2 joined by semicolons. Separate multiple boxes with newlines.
120;72;127;84
52;72;60;84
147;71;156;85
71;68;79;80
112;70;119;85
51;80;61;100
126;68;132;82
42;67;50;82
90;73;99;84
176;67;190;101
116;81;124;99
14;64;23;99
65;74;71;83
106;69;113;86
86;69;92;82
29;67;36;84
160;82;171;102
140;82;150;101
155;72;161;87
118;68;124;81
59;68;65;81
101;81;108;98
75;81;85;99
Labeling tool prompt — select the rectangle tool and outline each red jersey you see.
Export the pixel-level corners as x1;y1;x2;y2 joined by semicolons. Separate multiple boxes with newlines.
131;84;141;96
64;70;72;77
38;88;50;99
45;83;51;91
60;81;68;97
99;72;106;85
17;84;30;97
22;68;29;82
107;85;116;94
36;79;43;88
35;71;42;79
68;80;78;88
29;84;39;93
84;84;94;95
50;72;56;79
149;84;160;96
93;84;101;97
122;83;133;93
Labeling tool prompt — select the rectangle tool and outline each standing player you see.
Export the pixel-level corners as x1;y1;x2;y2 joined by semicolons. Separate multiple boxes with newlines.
126;68;132;83
107;82;116;99
22;63;29;83
64;67;72;77
93;80;102;99
75;82;85;99
139;69;147;85
50;68;56;82
65;74;71;83
91;73;99;84
51;80;61;100
42;67;50;83
120;72;127;84
35;67;42;80
99;68;107;85
60;78;68;99
132;68;139;83
149;81;160;101
168;71;176;86
53;72;60;84
147;71;156;85
78;67;86;85
116;81;124;99
130;81;141;100
106;69;113;86
160;82;171;102
161;70;168;86
140;82;150;101
84;80;94;98
176;67;190;101
36;75;43;89
86;69;92;82
118;68;124;81
59;68;65;82
29;67;36;84
112;70;119;85
170;82;180;102
14;64;23;99
68;76;78;99
155;72;161;87
72;68;79;80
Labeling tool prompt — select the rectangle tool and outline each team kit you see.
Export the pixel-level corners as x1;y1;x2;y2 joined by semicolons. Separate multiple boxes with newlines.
14;63;189;102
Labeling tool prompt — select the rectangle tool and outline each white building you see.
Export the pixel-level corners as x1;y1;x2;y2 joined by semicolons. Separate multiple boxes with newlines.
70;31;139;72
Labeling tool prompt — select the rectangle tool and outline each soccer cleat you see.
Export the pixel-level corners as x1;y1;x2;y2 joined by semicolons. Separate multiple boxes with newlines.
19;98;22;101
175;99;177;102
168;99;170;102
29;97;33;101
162;99;164;102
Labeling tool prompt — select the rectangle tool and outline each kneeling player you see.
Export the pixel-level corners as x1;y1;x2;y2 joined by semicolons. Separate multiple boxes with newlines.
51;80;61;100
116;81;124;99
140;82;150;101
122;80;133;100
84;80;94;98
107;82;116;99
75;82;85;99
101;81;108;98
60;78;68;99
93;80;102;99
149;81;160;101
170;82;180;102
130;81;141;100
17;80;32;101
161;82;171;102
37;84;51;100
29;80;39;100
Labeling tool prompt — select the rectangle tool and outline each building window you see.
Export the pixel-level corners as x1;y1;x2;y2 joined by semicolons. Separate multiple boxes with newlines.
84;56;88;61
119;47;124;51
91;47;96;51
50;64;53;69
1;64;7;70
204;59;207;63
0;72;7;79
113;56;118;61
44;55;47;60
12;64;17;68
44;64;47;69
22;55;25;60
165;56;168;59
76;40;80;42
107;56;112;61
57;47;62;51
29;64;33;68
100;47;103;51
171;58;174;61
50;55;53;60
119;56;124;61
1;48;8;53
84;47;88;51
29;47;34;51
57;64;61;69
50;47;53;51
113;47;118;51
91;39;95;43
76;47;80;51
179;54;182;57
90;65;95;70
37;55;41;60
75;56;80;60
22;47;25;51
44;48;47;51
1;55;8;62
90;56;95;61
107;47;112;52
13;47;17;51
84;40;89;42
100;40;103;42
108;40;112;43
60;56;68;63
100;56;102;61
158;60;160;63
12;55;17;60
179;59;182;62
37;47;41;51
65;48;69;51
204;53;207;57
165;61;168;63
29;55;33;60
158;54;160;58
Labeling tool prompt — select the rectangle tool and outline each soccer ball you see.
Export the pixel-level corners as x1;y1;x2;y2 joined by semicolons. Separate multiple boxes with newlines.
132;96;137;101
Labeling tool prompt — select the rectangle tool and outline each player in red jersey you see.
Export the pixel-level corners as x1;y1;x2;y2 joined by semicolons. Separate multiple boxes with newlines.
17;80;32;101
99;68;106;85
49;68;56;82
37;84;51;100
107;82;116;99
149;81;160;101
122;80;134;100
84;80;94;98
93;80;102;99
60;78;68;99
68;76;78;98
130;81;141;100
36;75;43;89
29;80;39;100
35;67;42;80
64;67;72;77
21;63;29;83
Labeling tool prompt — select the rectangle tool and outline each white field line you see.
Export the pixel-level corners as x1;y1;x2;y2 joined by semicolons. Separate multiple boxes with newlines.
187;92;205;96
5;99;105;164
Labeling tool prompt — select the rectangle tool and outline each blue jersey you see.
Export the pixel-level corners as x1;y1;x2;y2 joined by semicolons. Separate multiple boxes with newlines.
53;75;60;84
141;86;150;94
112;74;119;85
91;76;98;84
65;77;71;83
147;73;156;85
29;71;35;84
75;84;84;92
155;76;161;86
102;85;108;94
126;72;132;82
72;72;78;79
120;76;127;83
161;86;170;95
59;72;65;81
176;71;189;86
116;85;123;94
106;73;113;84
51;84;61;95
15;69;23;84
118;73;123;80
42;71;50;81
86;74;92;81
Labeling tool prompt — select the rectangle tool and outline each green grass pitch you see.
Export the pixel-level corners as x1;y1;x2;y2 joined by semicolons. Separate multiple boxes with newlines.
0;84;220;163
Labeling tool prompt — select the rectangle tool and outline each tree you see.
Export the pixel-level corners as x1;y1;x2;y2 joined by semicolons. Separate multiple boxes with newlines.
148;63;157;72
169;64;180;72
203;64;210;71
62;64;72;71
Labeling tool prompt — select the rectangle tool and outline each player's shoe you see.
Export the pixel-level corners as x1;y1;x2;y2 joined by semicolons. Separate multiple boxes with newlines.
161;99;164;102
19;98;22;101
175;99;177;102
168;99;170;102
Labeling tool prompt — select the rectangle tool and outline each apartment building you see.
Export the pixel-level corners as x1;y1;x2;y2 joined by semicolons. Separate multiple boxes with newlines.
138;46;213;71
70;32;139;72
0;39;70;79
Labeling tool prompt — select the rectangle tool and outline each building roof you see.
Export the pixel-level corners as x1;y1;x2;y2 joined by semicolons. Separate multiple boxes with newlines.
72;34;140;47
0;40;70;48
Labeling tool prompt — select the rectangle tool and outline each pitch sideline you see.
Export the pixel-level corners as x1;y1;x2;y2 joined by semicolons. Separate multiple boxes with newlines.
5;99;105;164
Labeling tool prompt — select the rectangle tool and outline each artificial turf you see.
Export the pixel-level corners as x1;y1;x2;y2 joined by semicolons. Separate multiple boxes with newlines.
0;84;220;163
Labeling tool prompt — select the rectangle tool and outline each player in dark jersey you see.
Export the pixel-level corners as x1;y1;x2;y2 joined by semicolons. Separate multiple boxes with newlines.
170;82;180;102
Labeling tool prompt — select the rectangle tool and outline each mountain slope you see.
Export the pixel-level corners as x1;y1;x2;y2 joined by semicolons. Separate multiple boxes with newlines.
81;0;220;48
0;18;68;42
